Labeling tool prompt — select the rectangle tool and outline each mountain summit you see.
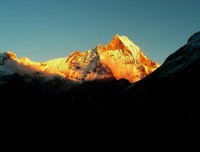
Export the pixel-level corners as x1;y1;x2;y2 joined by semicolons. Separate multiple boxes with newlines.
1;32;199;120
0;35;159;82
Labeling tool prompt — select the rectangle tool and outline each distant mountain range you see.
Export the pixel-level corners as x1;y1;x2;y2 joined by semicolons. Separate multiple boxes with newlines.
1;31;199;121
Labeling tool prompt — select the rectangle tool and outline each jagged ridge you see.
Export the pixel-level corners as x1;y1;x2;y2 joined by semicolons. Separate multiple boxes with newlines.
0;35;159;83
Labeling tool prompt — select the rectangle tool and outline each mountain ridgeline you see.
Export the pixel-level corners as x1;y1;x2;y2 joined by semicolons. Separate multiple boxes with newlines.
0;34;159;83
0;32;200;121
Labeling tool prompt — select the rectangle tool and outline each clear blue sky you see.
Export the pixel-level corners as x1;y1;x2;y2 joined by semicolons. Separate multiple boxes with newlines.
0;0;199;64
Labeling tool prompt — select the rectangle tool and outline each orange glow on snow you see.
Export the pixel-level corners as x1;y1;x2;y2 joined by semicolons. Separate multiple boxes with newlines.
101;56;139;83
3;35;160;82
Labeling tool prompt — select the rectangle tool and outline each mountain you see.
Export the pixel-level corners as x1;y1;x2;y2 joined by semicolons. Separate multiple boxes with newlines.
98;31;200;120
45;31;200;120
0;34;159;83
1;32;199;122
150;31;200;77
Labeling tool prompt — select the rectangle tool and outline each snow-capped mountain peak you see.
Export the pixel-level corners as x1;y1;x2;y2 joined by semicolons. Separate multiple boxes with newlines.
0;35;160;83
95;35;159;82
118;35;140;51
103;34;139;51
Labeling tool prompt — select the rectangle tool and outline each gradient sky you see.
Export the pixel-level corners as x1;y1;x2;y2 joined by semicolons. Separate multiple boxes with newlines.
0;0;199;64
